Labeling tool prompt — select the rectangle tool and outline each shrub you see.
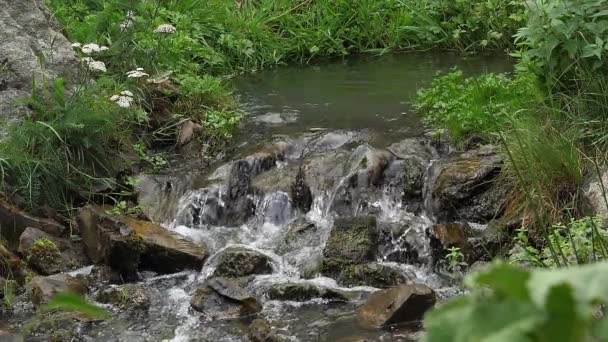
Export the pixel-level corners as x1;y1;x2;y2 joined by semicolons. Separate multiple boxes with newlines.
415;70;541;144
510;217;608;267
424;261;608;342
516;0;608;90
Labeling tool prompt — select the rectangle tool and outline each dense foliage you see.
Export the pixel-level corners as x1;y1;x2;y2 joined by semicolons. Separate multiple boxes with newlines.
424;261;608;342
415;70;540;143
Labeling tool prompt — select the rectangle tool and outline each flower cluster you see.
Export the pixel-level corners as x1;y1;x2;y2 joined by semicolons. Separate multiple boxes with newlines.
110;90;135;108
72;42;109;55
81;57;107;73
126;68;149;79
154;24;176;34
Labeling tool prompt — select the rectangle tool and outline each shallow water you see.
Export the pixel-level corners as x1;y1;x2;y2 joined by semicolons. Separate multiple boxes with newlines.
234;53;513;146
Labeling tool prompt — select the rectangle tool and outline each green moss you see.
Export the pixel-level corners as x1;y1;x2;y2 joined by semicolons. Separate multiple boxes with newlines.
26;239;61;275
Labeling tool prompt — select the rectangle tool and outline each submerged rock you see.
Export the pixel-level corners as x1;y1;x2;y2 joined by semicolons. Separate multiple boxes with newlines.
357;284;436;328
29;273;88;306
77;206;208;279
18;227;89;275
337;263;412;289
266;282;349;302
322;217;378;279
190;277;261;319
248;318;285;342
212;247;274;278
428;146;505;223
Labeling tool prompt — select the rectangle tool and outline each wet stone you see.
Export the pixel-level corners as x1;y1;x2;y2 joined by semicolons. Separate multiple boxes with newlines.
266;282;349;302
337;263;412;289
212;247;274;278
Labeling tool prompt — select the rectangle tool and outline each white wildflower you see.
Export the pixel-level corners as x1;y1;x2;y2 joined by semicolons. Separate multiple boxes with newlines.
120;19;134;32
120;90;134;97
99;46;110;52
82;58;106;73
81;43;101;54
115;96;132;108
110;95;120;101
126;69;149;79
154;24;176;34
71;42;82;49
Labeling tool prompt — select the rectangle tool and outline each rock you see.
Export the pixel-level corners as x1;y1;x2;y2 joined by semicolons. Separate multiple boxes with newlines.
248;318;284;342
582;169;608;220
29;273;88;306
176;120;202;146
18;227;89;274
0;199;65;248
276;218;320;255
135;173;192;223
212;247;273;278
0;331;22;342
290;167;313;213
0;241;25;283
95;283;150;310
357;284;436;328
322;217;378;279
387;138;435;162
0;0;78;122
427;223;472;265
329;146;394;215
337;263;412;289
207;277;261;312
267;282;349;302
190;278;261;319
77;206;208;279
428;146;505;223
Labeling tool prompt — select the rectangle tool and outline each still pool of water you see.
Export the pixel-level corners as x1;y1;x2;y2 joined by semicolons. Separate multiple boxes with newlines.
234;52;513;146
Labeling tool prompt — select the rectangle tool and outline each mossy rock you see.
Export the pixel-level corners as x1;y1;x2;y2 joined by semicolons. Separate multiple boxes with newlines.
321;217;378;279
337;263;411;289
26;238;61;276
212;247;273;278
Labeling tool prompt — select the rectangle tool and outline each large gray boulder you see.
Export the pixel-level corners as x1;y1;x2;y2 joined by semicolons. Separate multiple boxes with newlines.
0;0;78;121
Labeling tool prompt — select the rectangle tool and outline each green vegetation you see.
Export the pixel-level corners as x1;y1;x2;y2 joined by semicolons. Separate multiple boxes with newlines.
415;70;541;144
424;261;608;342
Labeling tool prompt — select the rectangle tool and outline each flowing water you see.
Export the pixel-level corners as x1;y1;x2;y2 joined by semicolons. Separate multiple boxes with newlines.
76;53;511;341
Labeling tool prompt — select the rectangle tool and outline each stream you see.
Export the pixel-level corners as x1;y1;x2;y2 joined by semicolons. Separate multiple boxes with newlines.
60;53;511;341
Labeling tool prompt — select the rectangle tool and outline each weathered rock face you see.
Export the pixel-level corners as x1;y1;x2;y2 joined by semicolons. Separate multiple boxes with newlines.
96;283;151;310
428;146;505;223
18;227;89;275
190;277;261;319
266;282;349;302
29;273;88;306
337;263;412;289
582;169;608;220
0;0;78;122
322;217;378;279
212;247;273;278
77;206;208;279
290;167;313;213
0;200;65;248
357;284;436;329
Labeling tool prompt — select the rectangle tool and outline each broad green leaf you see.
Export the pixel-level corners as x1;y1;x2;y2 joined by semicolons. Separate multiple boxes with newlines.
542;284;587;342
43;292;109;319
468;261;531;301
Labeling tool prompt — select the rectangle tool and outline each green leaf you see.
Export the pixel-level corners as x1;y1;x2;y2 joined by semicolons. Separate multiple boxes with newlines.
43;292;109;319
469;261;531;301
